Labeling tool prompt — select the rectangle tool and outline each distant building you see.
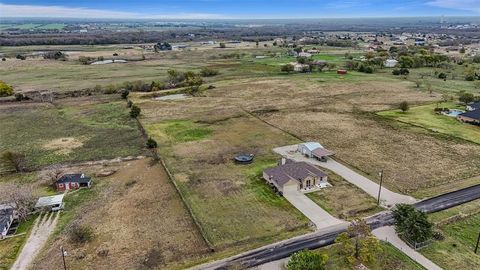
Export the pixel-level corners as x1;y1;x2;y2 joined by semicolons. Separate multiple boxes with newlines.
298;52;312;58
55;174;92;191
154;42;172;52
297;142;335;161
384;59;398;68
466;102;480;111
457;110;480;124
263;158;328;192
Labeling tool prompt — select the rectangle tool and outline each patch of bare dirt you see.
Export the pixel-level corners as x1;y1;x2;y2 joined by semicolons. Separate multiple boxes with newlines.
43;137;84;155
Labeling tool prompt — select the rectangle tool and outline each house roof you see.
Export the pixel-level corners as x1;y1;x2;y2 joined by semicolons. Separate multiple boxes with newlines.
312;148;335;158
264;161;327;187
56;174;91;184
459;109;480;121
35;194;65;208
468;102;480;110
300;142;324;151
0;206;14;231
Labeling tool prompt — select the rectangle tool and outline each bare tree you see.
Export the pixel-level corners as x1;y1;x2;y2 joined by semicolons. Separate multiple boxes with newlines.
0;183;37;221
38;164;65;186
1;151;26;172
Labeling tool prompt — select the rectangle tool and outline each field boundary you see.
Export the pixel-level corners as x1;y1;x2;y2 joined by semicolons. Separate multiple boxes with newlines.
133;114;215;251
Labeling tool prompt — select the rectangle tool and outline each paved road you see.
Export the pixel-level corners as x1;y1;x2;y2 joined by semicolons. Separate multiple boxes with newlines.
373;226;442;270
191;184;480;270
274;145;417;207
11;212;59;270
283;186;346;230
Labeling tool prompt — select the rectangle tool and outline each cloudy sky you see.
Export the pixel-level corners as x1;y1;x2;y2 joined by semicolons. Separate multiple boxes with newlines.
1;0;479;19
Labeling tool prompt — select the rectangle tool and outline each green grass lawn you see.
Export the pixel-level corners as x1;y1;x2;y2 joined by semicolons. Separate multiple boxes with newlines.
378;102;480;144
421;213;480;270
0;97;145;170
306;172;383;220
318;242;425;270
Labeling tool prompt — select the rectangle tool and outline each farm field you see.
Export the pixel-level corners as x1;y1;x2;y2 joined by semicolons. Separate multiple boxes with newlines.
31;159;211;270
141;108;312;251
0;96;145;171
378;102;480;144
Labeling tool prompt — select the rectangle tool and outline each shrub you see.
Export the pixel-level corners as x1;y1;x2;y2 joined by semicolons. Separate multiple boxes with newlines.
146;138;158;148
16;54;26;60
78;56;95;65
200;67;219;77
399;68;410;75
392;69;401;76
393;204;433;243
69;225;94;244
1;58;5;61
287;249;328;270
0;80;14;97
121;90;129;99
399;101;410;112
127;100;133;108
43;51;66;60
281;64;294;73
438;73;447;79
219;42;226;48
130;105;141;118
14;93;29;101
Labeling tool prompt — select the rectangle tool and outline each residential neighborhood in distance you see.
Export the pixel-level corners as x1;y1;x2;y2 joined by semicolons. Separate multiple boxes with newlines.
1;1;480;270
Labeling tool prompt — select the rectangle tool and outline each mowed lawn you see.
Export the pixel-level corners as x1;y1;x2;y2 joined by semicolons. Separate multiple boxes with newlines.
318;242;425;270
378;102;480;144
421;212;480;269
143;111;312;251
306;172;383;220
0;96;145;170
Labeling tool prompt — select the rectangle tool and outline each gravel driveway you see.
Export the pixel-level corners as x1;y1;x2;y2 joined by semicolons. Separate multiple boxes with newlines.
11;212;59;270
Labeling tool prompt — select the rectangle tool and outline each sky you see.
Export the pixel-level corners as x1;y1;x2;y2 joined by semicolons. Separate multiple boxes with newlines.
1;0;480;19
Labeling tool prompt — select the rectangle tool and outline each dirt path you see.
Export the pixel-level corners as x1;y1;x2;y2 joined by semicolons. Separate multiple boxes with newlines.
274;145;417;207
11;212;59;270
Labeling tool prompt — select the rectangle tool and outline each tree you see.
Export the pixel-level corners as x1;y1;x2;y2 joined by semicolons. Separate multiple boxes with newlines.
393;204;433;244
219;42;226;48
130;105;141;118
459;92;475;105
398;56;414;68
286;249;328;270
0;183;36;221
438;73;447;80
167;69;185;87
399;101;410;112
121;90;130;99
281;64;294;73
185;71;203;95
38;165;64;186
336;219;381;266
0;80;14;97
1;151;26;172
146;138;158;149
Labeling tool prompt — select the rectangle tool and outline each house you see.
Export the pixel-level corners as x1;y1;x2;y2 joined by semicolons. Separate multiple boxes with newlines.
297;142;335;161
55;174;92;191
466;102;480;111
457;110;480;124
298;52;312;58
337;69;348;75
384;59;398;68
263;158;328;192
0;204;15;239
293;63;309;72
35;194;65;212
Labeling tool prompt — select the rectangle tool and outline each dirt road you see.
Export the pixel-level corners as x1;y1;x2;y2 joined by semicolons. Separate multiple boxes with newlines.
11;212;59;270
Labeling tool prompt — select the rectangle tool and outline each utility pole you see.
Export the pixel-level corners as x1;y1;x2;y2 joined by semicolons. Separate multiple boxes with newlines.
61;246;67;270
377;170;384;206
475;231;480;254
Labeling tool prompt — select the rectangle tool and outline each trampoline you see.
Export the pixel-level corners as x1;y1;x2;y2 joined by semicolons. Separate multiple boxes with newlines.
234;154;254;164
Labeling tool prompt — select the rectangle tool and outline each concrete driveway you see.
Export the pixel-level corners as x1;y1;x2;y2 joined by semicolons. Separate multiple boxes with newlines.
283;185;346;230
274;145;417;207
373;226;442;270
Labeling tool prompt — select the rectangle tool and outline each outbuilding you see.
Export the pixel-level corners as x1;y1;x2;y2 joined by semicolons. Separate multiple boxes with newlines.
297;142;324;158
384;59;398;68
35;194;65;212
0;204;15;239
55;174;92;191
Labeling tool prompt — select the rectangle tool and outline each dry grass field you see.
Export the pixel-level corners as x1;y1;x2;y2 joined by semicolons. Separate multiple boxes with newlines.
32;159;210;270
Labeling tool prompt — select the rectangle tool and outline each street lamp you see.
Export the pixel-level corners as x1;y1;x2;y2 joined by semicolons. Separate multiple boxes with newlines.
377;170;384;206
60;246;67;270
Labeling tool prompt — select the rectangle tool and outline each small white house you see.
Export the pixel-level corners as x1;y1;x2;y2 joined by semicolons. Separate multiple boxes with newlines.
384;59;398;68
298;52;312;58
35;194;65;212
